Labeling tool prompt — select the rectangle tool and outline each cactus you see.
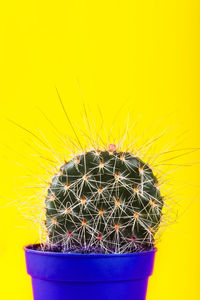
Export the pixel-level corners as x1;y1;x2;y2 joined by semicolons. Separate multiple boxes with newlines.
45;144;163;253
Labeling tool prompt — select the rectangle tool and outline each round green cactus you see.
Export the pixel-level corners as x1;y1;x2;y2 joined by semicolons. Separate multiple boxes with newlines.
45;145;163;253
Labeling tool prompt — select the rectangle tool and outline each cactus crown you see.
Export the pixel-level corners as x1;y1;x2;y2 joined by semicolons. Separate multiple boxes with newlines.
45;144;163;253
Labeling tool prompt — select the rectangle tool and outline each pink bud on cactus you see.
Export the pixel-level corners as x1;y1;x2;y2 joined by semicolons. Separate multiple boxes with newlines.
108;144;116;152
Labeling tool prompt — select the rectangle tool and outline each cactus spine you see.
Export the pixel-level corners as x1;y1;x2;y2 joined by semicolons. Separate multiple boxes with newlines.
45;145;163;253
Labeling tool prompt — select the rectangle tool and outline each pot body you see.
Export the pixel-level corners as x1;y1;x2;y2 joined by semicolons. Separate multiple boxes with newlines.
24;246;156;300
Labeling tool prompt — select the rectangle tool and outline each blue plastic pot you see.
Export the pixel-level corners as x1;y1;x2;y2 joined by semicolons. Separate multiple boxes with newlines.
24;245;156;300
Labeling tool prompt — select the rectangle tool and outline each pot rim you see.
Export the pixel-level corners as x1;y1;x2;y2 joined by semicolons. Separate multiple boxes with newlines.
24;243;157;258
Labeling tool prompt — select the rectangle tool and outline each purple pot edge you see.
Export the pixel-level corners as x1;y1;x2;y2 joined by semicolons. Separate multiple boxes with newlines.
24;243;157;258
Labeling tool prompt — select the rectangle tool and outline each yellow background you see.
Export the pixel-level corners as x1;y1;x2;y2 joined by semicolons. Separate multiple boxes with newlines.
0;1;199;299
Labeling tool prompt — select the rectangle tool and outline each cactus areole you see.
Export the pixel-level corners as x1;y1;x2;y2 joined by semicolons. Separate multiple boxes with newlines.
45;146;163;254
25;145;164;300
